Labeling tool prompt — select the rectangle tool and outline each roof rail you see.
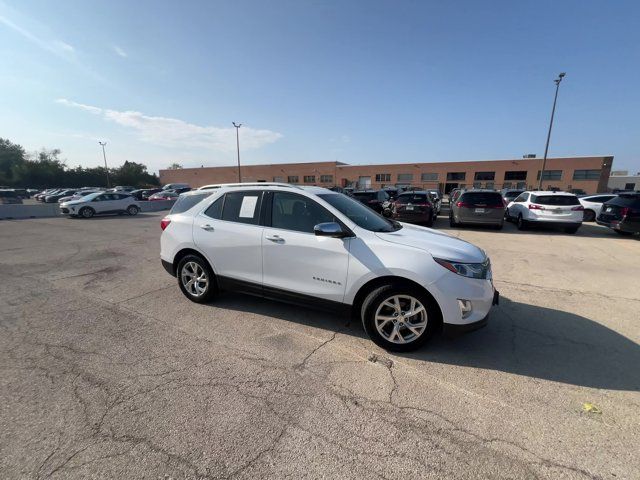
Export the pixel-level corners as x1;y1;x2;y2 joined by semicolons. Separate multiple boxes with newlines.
198;182;301;190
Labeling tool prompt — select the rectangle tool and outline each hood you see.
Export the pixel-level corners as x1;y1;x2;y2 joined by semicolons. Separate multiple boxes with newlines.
61;198;87;206
375;223;487;263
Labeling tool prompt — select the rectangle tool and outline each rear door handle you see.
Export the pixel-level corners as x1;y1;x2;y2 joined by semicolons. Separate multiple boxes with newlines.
265;234;283;242
200;224;214;231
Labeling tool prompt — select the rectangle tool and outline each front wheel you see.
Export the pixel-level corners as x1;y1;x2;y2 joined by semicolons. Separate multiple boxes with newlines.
80;207;95;218
361;284;438;352
127;205;139;216
176;255;216;303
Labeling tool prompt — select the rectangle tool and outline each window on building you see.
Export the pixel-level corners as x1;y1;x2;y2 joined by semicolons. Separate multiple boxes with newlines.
503;182;512;189
537;170;562;181
303;175;316;183
421;172;438;181
273;176;284;182
504;171;527;181
473;182;481;189
320;175;333;183
474;171;495;181
287;175;299;183
572;169;601;180
375;173;391;182
485;182;495;190
397;173;413;182
447;172;466;181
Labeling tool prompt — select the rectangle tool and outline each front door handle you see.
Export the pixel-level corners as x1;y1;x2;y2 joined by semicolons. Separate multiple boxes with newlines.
200;224;214;231
265;234;283;242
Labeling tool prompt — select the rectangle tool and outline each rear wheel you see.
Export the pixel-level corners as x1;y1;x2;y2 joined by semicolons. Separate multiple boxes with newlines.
176;254;216;303
449;214;459;228
614;230;633;236
80;207;95;218
495;222;504;230
564;226;579;234
424;211;434;227
583;209;596;222
361;284;438;352
516;214;527;230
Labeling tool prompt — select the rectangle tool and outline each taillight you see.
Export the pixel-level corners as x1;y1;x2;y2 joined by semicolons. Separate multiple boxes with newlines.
620;207;630;217
160;217;171;231
456;201;472;208
571;205;584;211
528;204;545;210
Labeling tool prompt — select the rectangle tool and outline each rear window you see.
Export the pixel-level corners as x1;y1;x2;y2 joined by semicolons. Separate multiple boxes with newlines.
352;192;375;201
397;194;428;204
460;192;503;205
607;194;640;208
504;191;523;199
531;195;579;206
170;192;212;214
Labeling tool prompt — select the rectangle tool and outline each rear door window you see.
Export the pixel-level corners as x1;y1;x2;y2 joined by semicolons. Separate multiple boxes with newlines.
170;192;213;214
221;191;263;225
531;195;579;206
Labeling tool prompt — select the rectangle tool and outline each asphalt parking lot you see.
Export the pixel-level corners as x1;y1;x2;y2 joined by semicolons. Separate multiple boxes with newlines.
1;213;639;479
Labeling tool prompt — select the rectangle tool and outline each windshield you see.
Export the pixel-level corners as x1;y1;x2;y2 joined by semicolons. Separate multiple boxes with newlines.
318;193;401;232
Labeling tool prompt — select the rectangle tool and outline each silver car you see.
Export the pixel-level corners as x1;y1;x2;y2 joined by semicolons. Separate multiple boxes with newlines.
60;192;140;218
449;190;505;229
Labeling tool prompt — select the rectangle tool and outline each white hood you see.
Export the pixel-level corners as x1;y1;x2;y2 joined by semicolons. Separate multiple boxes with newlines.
375;223;487;263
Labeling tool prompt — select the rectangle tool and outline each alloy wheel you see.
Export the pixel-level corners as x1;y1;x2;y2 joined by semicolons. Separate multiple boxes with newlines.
181;261;208;297
374;295;428;344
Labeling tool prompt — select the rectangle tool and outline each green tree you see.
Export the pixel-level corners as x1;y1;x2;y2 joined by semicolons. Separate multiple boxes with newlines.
167;163;183;170
0;138;26;185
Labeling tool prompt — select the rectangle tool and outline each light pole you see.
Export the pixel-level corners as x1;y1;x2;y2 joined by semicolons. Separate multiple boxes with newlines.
538;72;566;190
98;141;111;188
232;122;242;182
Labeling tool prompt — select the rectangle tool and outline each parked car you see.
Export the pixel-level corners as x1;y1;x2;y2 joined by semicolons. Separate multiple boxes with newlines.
382;187;399;200
173;186;192;194
449;190;505;229
45;189;77;203
596;193;640;235
501;189;525;205
506;191;583;233
392;191;436;227
427;190;442;215
351;190;392;216
35;189;61;201
162;183;190;191
60;192;140;218
579;194;617;222
141;188;163;200
112;185;136;192
0;189;23;204
58;190;102;203
160;184;498;351
149;190;180;201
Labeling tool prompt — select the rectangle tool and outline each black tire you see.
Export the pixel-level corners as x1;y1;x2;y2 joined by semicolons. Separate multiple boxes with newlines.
127;205;139;216
516;214;527;230
505;208;511;222
614;230;633;236
424;211;434;228
495;222;504;230
449;214;459;228
176;254;216;303
361;283;438;352
80;207;95;218
564;226;579;234
583;209;596;222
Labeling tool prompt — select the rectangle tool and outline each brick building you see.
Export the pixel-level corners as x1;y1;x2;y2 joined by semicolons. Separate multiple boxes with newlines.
159;155;613;195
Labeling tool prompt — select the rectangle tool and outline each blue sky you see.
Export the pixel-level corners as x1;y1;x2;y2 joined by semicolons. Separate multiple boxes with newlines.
1;0;639;174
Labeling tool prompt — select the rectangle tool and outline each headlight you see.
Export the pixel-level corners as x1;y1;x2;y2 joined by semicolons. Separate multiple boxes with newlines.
434;257;491;279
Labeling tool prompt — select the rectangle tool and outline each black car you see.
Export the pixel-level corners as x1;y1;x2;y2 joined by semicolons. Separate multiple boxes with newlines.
129;189;146;200
351;190;392;215
392;191;436;226
141;188;163;200
596;193;640;235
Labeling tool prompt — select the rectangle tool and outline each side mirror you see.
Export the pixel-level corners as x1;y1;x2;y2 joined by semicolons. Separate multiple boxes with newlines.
314;222;349;238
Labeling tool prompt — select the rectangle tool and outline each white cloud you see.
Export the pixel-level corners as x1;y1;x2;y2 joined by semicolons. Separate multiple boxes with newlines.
113;45;127;58
56;98;283;152
0;14;74;57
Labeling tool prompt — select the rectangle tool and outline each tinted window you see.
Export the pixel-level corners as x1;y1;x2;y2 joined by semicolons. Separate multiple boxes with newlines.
171;192;213;214
460;192;503;205
272;192;336;233
221;191;262;225
531;195;580;206
607;195;640;208
352;192;376;202
318;193;401;232
397;194;428;204
513;193;528;202
203;196;224;219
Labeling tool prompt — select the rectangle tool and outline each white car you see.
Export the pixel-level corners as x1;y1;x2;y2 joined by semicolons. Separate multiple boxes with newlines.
160;184;498;351
60;192;140;218
579;194;617;222
506;191;583;233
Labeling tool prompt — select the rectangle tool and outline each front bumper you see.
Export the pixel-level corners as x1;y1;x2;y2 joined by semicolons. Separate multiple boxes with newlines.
443;313;489;336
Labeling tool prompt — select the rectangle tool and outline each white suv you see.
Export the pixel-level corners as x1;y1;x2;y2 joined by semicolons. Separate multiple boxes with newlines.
160;184;498;351
60;191;140;218
506;191;583;233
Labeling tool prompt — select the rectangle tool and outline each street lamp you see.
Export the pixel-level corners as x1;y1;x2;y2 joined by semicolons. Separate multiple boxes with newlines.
232;122;242;182
98;141;111;188
538;72;566;190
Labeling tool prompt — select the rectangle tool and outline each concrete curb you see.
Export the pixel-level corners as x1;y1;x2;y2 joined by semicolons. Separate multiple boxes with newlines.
0;200;175;220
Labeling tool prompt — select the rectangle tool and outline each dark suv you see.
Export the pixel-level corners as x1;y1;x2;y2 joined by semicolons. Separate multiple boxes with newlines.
351;190;392;216
597;193;640;235
392;191;436;226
